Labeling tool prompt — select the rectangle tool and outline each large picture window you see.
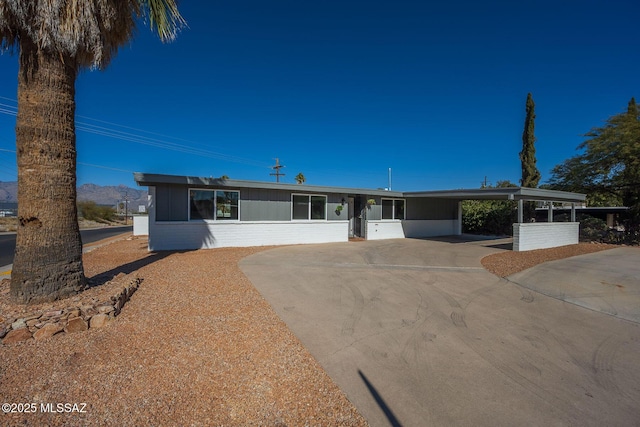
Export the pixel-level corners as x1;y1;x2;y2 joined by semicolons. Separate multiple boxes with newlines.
292;194;327;220
190;189;239;221
382;198;405;220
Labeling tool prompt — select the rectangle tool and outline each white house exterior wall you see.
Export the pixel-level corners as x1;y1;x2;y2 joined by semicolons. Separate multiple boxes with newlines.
148;220;349;250
364;219;460;240
133;215;149;236
365;221;405;240
513;222;579;251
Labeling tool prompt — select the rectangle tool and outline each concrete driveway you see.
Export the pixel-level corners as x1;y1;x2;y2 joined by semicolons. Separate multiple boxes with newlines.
240;238;640;426
507;247;640;324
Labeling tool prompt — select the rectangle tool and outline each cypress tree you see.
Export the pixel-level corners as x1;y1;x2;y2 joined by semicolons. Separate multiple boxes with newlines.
520;93;541;188
519;93;541;222
627;97;638;117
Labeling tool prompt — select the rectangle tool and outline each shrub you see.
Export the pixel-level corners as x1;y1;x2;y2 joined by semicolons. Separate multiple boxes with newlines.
462;200;516;236
579;215;607;242
77;200;115;222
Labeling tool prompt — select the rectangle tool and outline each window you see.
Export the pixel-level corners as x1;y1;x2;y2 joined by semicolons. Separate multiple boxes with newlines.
382;199;393;219
292;194;327;220
311;196;326;219
216;191;239;220
190;190;215;220
190;189;239;221
292;195;309;220
382;198;405;220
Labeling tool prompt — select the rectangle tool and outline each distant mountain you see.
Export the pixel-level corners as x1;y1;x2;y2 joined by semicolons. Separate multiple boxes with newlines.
0;181;17;204
77;183;148;207
0;181;148;207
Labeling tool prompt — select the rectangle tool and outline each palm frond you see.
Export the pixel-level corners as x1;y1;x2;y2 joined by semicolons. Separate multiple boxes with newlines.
140;0;186;42
0;0;185;69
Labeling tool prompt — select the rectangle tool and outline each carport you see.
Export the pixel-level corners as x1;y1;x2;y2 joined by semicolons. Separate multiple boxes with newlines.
404;187;587;251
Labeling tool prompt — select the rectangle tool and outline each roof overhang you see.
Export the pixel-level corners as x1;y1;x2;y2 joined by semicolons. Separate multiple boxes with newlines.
403;187;586;203
134;172;404;198
134;173;586;203
537;206;628;212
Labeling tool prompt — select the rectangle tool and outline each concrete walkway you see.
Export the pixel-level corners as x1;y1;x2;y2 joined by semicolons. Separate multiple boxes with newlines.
240;238;640;427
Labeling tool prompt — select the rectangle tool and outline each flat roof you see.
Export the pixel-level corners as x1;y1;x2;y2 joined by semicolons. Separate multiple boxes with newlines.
404;187;586;203
536;206;628;211
133;172;404;197
134;173;586;203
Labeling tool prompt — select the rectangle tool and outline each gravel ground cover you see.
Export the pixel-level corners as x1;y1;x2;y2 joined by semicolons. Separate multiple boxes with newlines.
0;236;620;426
480;241;616;277
0;237;366;426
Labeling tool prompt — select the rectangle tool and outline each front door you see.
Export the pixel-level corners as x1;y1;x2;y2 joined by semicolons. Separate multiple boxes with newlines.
348;197;355;237
349;196;365;238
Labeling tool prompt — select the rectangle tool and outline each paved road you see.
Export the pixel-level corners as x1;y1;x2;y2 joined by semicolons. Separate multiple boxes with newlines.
240;238;640;427
0;226;132;266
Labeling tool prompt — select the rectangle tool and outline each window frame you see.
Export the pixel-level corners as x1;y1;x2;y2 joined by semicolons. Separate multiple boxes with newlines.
381;198;406;220
291;193;327;221
188;188;240;222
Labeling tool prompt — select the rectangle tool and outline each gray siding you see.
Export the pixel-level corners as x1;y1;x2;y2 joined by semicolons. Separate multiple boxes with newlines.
240;188;291;221
242;188;348;221
327;193;348;221
366;204;382;220
361;196;383;220
406;198;457;220
156;185;188;221
154;184;402;222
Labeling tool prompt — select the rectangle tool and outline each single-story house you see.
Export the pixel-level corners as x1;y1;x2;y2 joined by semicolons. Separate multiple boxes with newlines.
133;172;587;252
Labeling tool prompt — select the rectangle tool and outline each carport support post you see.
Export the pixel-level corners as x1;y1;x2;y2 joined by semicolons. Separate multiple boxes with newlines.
457;201;462;235
517;199;523;223
548;201;553;222
571;203;576;222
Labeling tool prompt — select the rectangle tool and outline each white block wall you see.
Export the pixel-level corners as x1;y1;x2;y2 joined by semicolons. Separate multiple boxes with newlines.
401;220;459;238
365;221;405;240
133;215;149;236
365;219;460;241
148;220;349;251
513;222;579;251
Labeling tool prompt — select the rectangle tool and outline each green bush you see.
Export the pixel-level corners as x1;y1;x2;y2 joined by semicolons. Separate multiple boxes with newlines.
77;200;115;222
578;214;639;245
578;215;607;242
462;200;516;236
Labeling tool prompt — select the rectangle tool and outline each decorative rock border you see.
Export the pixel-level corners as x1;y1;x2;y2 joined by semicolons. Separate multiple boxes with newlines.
1;278;141;345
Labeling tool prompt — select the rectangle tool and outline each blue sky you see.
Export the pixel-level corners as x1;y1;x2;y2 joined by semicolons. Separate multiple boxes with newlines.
0;0;638;191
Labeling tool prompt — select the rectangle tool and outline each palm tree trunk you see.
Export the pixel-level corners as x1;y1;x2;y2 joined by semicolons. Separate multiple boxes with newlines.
10;38;86;304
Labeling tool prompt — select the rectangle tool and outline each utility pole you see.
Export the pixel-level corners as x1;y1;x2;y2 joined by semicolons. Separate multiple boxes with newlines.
270;158;285;183
481;176;489;188
123;193;129;225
